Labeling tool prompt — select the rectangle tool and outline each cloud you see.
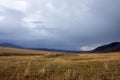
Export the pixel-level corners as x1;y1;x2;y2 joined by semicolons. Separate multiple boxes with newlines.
0;0;120;50
0;0;28;13
80;44;100;51
0;16;4;22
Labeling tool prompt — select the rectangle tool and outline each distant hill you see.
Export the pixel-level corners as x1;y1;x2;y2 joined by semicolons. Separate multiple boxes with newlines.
0;43;82;53
1;42;120;53
93;42;120;52
27;48;83;53
0;43;22;48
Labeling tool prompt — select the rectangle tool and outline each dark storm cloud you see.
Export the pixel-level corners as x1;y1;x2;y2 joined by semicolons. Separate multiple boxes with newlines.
0;7;36;43
0;0;120;50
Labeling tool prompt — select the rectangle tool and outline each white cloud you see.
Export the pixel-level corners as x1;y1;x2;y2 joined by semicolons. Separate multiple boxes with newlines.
0;0;28;13
80;44;100;51
46;2;56;11
0;16;4;22
14;0;28;13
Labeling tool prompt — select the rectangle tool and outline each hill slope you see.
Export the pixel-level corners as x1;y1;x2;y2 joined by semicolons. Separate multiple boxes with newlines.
0;47;56;56
93;42;120;52
0;43;21;48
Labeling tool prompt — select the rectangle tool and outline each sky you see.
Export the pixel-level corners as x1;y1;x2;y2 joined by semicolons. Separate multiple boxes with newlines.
0;0;120;51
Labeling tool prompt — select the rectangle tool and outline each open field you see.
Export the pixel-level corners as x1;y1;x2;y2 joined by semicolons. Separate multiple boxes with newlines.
0;47;56;56
0;47;120;80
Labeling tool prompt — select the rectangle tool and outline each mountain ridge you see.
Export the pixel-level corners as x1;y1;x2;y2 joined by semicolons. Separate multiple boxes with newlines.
0;43;22;48
0;42;120;53
93;42;120;52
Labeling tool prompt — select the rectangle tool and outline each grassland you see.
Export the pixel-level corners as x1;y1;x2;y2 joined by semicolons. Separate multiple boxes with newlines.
0;47;120;80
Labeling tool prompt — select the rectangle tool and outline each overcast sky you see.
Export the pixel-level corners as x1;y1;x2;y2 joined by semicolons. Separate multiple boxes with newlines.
0;0;120;51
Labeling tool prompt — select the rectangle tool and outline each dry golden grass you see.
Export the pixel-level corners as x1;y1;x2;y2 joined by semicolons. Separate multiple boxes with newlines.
0;47;57;56
0;47;120;80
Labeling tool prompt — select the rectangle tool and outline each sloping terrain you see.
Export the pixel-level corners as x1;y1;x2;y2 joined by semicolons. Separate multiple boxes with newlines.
93;42;120;52
0;43;22;48
0;47;56;56
0;47;120;80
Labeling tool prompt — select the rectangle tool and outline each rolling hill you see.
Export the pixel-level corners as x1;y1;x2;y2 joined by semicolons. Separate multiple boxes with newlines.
93;42;120;52
0;42;120;53
0;43;22;48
